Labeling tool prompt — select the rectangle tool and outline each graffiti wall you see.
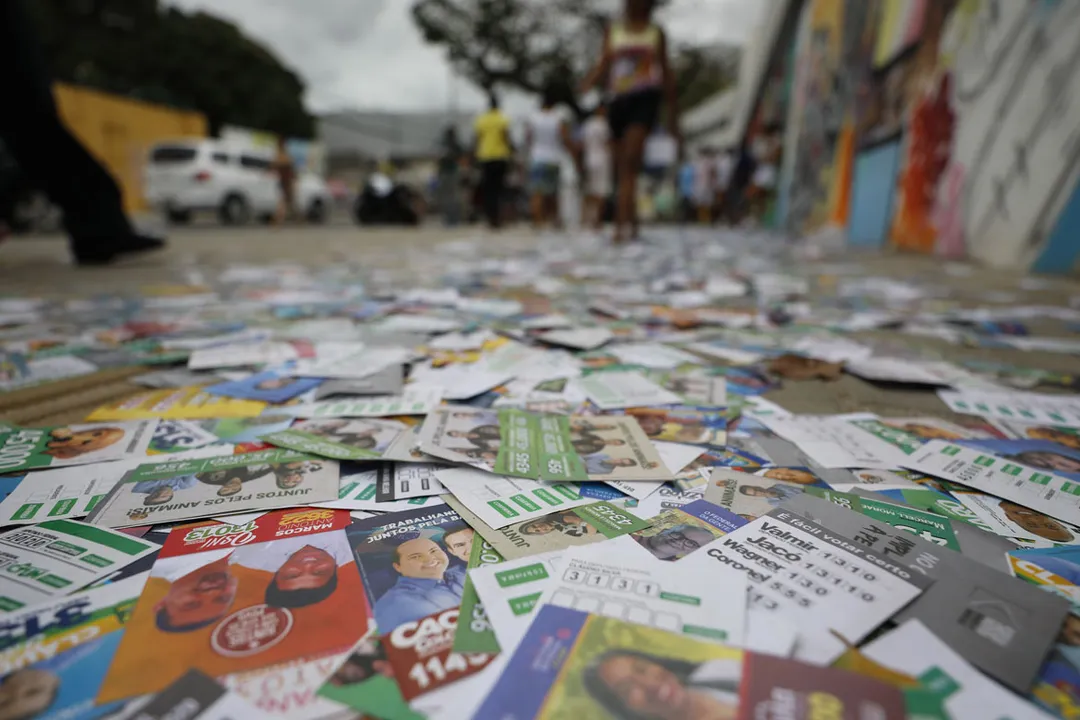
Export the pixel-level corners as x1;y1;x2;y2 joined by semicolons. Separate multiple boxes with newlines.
774;0;1080;272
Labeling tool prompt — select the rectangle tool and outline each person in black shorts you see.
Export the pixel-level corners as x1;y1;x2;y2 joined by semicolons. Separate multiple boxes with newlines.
580;0;677;244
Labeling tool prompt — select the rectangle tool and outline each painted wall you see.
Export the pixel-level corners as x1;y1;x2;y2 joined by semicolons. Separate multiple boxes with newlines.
769;0;1080;272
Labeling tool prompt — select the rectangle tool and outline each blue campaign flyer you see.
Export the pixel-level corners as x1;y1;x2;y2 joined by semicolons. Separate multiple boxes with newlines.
205;370;323;404
11;632;128;720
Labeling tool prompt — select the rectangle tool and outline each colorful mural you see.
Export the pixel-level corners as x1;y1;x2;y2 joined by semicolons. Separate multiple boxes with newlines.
768;0;1080;271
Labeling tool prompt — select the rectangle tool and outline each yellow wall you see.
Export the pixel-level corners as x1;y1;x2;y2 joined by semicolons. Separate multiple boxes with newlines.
53;83;208;212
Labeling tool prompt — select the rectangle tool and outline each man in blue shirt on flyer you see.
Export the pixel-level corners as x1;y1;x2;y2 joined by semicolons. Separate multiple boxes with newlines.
373;535;466;632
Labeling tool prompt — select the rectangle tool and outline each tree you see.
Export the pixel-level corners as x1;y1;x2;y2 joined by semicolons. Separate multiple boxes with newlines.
29;0;314;138
412;0;737;119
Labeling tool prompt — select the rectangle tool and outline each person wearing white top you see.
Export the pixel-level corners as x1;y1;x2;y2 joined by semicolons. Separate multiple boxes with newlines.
581;104;612;230
692;149;716;224
527;87;572;229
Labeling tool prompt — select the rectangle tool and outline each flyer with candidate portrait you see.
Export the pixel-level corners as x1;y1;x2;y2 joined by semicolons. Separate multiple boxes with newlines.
0;420;156;474
704;469;808;522
262;417;408;461
902;440;1080;527
345;506;495;701
0;576;148;720
628;499;745;562
97;508;372;703
316;636;422;720
0;520;156;613
624;406;727;446
85;448;339;528
148;419;222;455
956;438;1080;481
444;495;651;561
205;369;324;404
453;534;504;654
475;605;905;720
291;386;444;419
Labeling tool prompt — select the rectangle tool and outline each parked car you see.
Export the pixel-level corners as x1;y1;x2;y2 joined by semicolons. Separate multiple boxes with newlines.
144;140;331;225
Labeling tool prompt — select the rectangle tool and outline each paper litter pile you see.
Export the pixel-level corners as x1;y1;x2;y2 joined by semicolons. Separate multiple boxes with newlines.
2;229;1080;719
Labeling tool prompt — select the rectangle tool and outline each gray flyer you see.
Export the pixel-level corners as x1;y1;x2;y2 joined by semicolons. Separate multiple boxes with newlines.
781;493;1068;693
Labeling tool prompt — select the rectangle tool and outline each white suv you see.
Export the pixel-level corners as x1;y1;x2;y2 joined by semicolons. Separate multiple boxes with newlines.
144;139;330;225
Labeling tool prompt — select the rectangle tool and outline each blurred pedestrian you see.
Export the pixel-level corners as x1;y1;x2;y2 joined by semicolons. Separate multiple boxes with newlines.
693;148;716;224
526;87;573;230
580;0;678;244
581;103;612;231
0;0;165;264
472;93;514;230
437;125;464;226
273;137;296;225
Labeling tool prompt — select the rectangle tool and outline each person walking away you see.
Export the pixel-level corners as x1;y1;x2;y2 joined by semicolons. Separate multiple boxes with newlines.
748;132;778;222
526;88;573;230
727;141;757;225
273;137;296;225
473;94;513;229
437;126;464;227
580;0;678;244
581;104;612;231
693;148;715;224
0;0;165;264
713;148;734;224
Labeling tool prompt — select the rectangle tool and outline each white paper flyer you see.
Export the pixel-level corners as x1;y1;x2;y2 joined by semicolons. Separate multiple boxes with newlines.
434;467;591;530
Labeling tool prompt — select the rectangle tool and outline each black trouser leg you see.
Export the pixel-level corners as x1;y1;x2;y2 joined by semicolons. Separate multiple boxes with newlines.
481;161;507;229
0;0;133;255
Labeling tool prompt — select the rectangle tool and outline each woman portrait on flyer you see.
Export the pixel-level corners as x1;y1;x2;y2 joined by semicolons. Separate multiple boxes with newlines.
580;0;678;244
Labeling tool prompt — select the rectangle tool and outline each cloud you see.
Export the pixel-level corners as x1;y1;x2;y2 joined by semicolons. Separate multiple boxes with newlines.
168;0;766;113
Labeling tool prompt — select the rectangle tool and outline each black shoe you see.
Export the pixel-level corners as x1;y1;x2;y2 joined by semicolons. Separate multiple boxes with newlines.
74;234;167;266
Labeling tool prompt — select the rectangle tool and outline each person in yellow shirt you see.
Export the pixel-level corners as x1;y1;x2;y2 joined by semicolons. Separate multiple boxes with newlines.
473;94;514;229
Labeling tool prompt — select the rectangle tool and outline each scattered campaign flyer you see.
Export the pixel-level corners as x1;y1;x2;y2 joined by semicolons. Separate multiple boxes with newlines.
565;416;671;482
197;414;295;446
681;507;928;665
221;649;351;719
0;464;125;525
0;519;156;612
536;327;613;350
631;483;706;519
955;438;1080;483
705;469;808;522
755;413;921;469
803;487;962;550
148;419;221;455
576;371;682;410
861;620;1055;720
0;572;147;674
346;507;495;701
475;605;906;720
316;637;422;720
629;499;745;562
902;440;1080;527
187;341;300;370
472;543;749;653
312;466;445;513
417;406;504;469
376;463;446;501
953;490;1080;545
0;420;157;473
444;496;650;561
939;389;1080;429
0;574;148;719
122;670;263;719
988;418;1080;448
434;467;592;530
782;492;1069;692
97;508;372;703
87;387;267;421
205;369;324;403
624;406;727;446
261;417;408;461
314;365;405;400
85;448;340;528
645;369;727;406
453;534;504;654
292;386;444;418
607;342;703;369
1008;545;1080;611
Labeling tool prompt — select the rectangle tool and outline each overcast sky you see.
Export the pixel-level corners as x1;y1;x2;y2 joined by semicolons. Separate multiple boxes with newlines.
169;0;767;115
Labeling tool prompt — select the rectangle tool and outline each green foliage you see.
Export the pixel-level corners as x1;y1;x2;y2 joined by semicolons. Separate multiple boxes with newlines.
29;0;313;138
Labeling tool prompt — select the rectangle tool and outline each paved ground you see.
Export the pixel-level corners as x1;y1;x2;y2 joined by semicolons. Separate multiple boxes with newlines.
2;222;1079;425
